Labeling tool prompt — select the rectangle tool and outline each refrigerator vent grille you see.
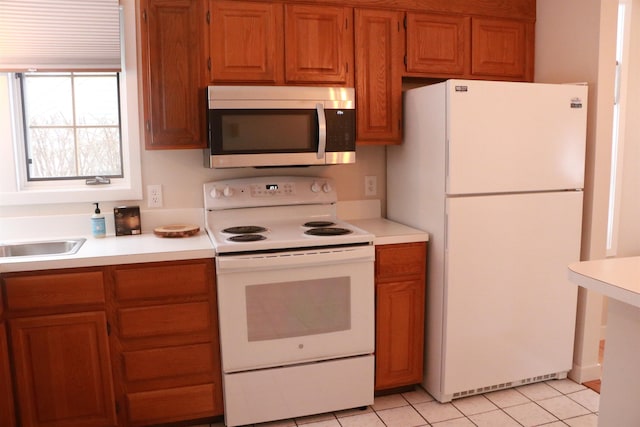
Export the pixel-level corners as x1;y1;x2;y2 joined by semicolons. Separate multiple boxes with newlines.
452;373;560;399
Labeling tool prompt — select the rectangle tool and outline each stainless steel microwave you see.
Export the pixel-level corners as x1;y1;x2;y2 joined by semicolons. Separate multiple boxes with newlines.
204;86;356;168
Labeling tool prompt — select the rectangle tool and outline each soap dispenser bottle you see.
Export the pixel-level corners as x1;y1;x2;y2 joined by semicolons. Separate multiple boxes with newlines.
91;203;106;238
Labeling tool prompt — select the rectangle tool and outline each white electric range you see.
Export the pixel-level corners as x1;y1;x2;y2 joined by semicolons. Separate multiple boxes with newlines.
203;176;375;427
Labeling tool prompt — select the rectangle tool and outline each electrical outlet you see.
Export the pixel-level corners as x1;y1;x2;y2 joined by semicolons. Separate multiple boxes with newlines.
147;184;163;208
365;176;377;196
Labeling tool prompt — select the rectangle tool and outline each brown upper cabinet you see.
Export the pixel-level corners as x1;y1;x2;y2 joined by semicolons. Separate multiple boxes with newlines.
209;1;354;86
284;4;353;85
138;0;534;150
139;0;207;150
405;13;533;81
354;8;404;144
405;13;470;76
471;17;533;80
209;1;284;83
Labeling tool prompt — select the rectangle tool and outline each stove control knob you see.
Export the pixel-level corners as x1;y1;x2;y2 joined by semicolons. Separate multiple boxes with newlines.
223;185;234;197
210;188;222;198
322;182;332;193
311;181;321;193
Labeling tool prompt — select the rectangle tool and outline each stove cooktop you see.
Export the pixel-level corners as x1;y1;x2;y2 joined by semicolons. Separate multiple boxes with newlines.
203;176;374;254
207;215;372;254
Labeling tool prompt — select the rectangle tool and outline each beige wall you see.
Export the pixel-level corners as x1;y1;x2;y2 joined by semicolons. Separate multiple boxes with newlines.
0;144;387;218
536;0;617;383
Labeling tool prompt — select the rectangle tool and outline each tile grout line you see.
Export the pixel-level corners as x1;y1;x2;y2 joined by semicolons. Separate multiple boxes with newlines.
227;380;599;427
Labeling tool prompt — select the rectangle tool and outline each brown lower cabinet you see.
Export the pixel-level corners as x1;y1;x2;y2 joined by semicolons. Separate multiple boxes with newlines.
10;312;117;427
0;321;16;427
1;259;222;427
3;269;117;427
375;242;427;391
2;247;425;423
107;259;223;426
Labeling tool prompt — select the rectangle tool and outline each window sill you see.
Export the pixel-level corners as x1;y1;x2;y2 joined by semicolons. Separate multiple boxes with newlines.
0;182;142;206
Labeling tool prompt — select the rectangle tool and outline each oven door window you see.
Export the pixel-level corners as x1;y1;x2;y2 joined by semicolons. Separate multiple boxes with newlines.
209;109;318;154
246;277;350;342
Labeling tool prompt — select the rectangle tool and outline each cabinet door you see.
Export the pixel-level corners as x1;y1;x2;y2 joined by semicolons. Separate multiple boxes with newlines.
405;13;470;76
375;279;425;390
471;17;533;81
10;312;116;427
284;4;353;85
0;324;16;427
140;0;206;149
354;9;403;144
375;243;426;391
209;0;284;83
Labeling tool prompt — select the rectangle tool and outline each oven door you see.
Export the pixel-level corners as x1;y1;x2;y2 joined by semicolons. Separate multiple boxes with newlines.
215;245;374;373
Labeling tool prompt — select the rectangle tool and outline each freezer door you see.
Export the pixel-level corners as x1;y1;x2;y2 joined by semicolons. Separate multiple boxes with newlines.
446;80;588;195
441;191;582;398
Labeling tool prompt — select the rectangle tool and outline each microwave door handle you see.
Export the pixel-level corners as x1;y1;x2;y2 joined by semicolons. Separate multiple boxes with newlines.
316;103;326;160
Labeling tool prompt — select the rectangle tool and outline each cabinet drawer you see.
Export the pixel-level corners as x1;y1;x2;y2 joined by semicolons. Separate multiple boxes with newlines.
117;302;211;339
375;243;426;280
126;383;216;425
113;261;211;302
4;271;105;313
122;343;214;383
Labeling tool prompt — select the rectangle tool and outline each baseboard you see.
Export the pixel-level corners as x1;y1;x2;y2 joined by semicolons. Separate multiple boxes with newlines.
568;362;602;384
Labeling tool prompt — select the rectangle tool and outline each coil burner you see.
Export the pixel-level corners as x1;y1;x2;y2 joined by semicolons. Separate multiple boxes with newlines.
227;234;267;242
304;227;353;236
223;226;267;234
303;221;336;228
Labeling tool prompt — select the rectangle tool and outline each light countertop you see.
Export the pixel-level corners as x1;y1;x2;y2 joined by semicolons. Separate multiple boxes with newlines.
0;231;216;273
568;256;640;426
350;218;429;246
0;206;429;273
568;256;640;307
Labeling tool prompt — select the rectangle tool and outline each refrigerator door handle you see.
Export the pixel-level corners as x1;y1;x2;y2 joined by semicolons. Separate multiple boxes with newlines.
445;139;450;191
444;212;448;251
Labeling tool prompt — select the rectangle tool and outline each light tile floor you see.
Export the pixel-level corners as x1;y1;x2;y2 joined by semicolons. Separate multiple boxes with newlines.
194;379;599;427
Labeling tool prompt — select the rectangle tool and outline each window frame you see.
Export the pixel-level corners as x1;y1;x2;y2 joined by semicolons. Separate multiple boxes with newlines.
606;0;632;257
17;71;125;182
0;1;142;207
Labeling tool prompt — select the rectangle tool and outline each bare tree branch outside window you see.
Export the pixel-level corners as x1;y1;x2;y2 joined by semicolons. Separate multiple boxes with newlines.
20;72;123;181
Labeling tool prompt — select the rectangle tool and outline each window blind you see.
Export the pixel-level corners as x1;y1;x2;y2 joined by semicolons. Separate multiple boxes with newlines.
0;0;122;71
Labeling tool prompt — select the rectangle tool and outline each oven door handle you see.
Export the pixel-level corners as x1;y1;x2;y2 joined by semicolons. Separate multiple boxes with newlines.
217;245;374;272
316;103;326;160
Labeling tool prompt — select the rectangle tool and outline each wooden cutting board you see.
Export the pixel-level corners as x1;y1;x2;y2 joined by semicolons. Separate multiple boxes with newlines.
153;224;200;238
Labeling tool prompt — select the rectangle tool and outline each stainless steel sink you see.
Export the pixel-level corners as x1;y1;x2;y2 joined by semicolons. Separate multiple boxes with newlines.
0;238;86;258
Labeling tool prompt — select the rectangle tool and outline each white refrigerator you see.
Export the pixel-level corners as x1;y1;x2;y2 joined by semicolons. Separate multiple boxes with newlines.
387;79;588;403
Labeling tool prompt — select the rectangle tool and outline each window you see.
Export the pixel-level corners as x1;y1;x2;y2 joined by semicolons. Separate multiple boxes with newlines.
0;0;142;206
18;71;123;181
